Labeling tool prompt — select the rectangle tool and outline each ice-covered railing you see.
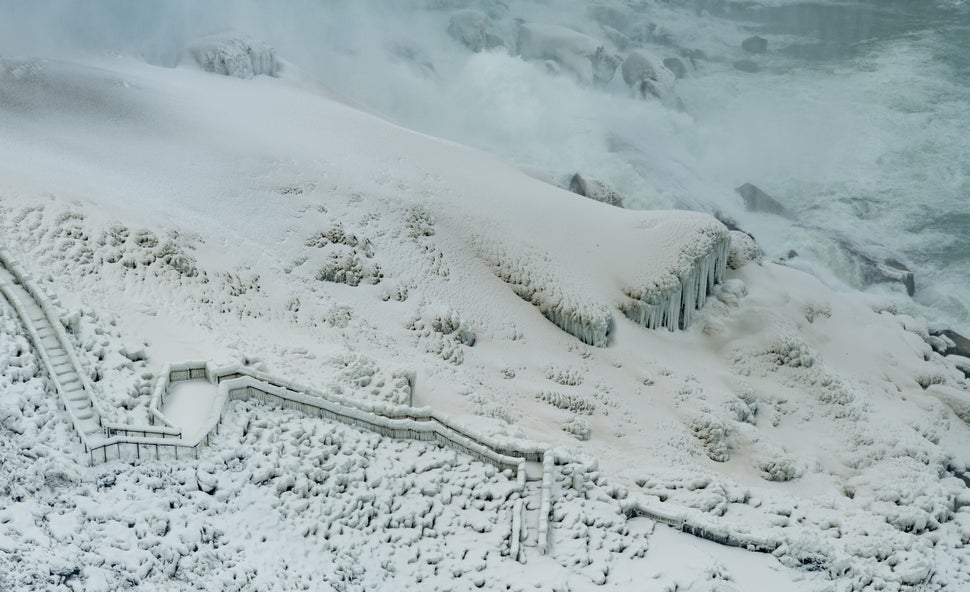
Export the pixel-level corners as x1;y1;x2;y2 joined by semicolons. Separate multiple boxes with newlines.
92;360;560;556
622;496;780;554
0;247;108;447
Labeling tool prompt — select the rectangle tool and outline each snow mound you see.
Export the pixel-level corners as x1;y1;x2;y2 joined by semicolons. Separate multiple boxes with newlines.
180;33;280;79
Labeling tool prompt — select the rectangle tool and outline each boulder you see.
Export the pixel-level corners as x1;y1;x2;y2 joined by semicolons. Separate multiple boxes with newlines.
933;329;970;360
180;33;279;79
569;173;624;207
735;183;789;217
447;9;504;52
742;36;768;54
727;231;763;270
517;23;621;85
832;238;916;297
733;60;760;73
663;57;687;79
621;50;676;100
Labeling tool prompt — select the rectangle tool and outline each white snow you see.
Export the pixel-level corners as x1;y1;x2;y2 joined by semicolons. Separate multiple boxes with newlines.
0;33;968;592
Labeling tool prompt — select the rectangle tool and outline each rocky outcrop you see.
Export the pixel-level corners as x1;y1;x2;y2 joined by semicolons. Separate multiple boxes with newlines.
180;33;279;79
832;238;916;297
568;173;623;208
735;183;789;217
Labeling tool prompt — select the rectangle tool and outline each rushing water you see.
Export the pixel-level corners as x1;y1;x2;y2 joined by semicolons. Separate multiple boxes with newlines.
1;0;968;333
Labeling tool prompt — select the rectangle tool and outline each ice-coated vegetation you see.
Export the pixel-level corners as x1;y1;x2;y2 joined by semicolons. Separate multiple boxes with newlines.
476;238;613;347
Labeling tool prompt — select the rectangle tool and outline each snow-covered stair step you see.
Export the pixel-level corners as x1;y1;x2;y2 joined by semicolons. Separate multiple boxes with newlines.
75;409;94;420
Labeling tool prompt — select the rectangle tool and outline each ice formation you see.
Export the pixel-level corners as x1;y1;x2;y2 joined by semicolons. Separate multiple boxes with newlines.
180;33;279;79
475;238;613;347
516;23;620;85
619;221;730;331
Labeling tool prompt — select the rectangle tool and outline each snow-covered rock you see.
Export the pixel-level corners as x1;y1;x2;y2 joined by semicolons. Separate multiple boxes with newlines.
180;33;279;79
516;23;620;85
621;50;676;100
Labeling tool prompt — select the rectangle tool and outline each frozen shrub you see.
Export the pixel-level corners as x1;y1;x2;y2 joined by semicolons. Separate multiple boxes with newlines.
562;416;592;441
536;390;596;415
690;414;732;462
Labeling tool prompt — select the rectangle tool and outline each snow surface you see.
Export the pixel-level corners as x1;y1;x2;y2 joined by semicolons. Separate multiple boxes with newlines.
0;49;969;592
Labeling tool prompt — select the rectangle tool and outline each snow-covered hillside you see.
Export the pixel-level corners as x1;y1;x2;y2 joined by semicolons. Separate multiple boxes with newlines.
1;44;970;591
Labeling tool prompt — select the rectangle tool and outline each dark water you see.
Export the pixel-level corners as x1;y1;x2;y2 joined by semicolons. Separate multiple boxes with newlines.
722;0;970;329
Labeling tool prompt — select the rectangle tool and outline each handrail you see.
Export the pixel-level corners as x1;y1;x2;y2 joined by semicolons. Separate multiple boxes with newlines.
0;275;95;451
0;247;107;430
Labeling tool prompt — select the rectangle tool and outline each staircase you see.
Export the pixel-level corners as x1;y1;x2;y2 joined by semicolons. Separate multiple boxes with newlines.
0;254;104;443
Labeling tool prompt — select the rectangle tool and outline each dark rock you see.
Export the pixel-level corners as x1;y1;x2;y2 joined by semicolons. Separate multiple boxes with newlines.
733;60;760;73
833;238;916;297
735;183;789;217
569;173;624;207
786;250;799;259
742;35;768;54
934;329;970;359
663;57;687;79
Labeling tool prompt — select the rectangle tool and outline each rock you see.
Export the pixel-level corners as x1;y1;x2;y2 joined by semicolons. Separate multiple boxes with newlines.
933;329;970;360
733;60;760;73
621;50;676;99
569;173;623;207
517;23;620;85
663;57;687;79
735;183;789;217
447;10;504;52
742;36;768;54
832;238;916;297
728;231;763;270
180;32;279;79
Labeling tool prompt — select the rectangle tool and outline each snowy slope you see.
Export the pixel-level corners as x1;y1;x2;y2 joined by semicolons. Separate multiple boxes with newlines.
1;51;969;591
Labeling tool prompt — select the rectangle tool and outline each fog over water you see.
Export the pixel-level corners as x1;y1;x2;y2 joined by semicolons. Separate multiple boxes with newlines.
2;0;968;334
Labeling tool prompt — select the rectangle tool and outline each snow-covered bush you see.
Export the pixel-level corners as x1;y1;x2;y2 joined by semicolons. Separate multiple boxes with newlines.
690;414;733;462
562;415;592;441
536;390;595;415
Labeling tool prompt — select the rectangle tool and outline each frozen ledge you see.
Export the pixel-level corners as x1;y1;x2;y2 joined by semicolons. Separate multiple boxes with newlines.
475;215;729;345
180;32;280;79
619;222;730;331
